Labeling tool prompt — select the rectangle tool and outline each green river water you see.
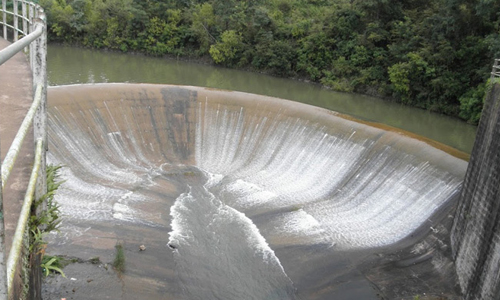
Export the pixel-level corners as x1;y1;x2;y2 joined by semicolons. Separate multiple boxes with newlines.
47;44;477;153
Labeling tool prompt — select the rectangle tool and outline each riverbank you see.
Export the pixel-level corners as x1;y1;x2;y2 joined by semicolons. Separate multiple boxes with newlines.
44;42;450;109
47;44;477;153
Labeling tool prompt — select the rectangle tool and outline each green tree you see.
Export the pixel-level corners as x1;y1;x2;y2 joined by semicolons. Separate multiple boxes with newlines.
39;0;500;124
459;83;486;124
209;30;243;65
388;61;411;102
252;40;297;76
189;3;216;53
42;0;76;41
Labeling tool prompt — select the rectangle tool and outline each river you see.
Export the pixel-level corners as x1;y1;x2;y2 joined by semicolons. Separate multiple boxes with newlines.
47;44;476;153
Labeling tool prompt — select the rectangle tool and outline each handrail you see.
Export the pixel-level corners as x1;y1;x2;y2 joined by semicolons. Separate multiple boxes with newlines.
0;22;42;64
6;138;43;297
1;0;38;41
0;1;47;299
1;84;43;188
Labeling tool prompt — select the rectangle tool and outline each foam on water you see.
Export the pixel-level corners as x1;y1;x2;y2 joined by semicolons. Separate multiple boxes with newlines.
196;99;464;249
169;186;282;265
168;186;296;300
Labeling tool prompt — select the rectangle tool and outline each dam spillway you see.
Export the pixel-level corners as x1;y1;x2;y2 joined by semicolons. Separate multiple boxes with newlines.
45;83;468;299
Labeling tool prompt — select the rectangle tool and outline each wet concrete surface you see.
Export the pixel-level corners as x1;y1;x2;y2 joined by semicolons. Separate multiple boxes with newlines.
42;169;186;299
42;84;465;300
42;224;180;300
41;193;463;300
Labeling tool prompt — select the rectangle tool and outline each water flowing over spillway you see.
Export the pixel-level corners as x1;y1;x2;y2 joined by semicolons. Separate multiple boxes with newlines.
46;84;468;299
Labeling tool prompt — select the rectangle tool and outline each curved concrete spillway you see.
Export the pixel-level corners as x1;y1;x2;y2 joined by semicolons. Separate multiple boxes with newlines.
46;84;467;299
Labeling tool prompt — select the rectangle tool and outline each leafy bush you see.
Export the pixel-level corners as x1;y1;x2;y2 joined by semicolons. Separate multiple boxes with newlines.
39;0;500;123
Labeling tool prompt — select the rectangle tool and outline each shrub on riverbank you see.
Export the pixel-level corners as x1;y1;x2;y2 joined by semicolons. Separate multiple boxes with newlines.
39;0;500;124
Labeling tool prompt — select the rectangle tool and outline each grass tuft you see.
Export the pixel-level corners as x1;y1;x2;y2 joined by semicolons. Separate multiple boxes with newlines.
113;243;126;274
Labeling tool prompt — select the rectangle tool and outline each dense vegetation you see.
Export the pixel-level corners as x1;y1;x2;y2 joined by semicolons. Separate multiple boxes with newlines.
39;0;500;124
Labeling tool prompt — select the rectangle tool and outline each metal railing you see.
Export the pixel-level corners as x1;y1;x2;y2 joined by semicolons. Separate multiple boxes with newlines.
0;0;47;299
491;59;500;80
1;0;38;42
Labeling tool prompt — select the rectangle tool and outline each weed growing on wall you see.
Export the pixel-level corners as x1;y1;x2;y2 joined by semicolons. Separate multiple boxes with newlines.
41;255;66;278
29;164;65;276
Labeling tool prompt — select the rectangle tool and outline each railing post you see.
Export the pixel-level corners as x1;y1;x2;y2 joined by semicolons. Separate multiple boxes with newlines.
22;1;27;35
13;0;18;41
22;1;27;52
2;0;6;39
0;141;7;300
32;11;47;217
29;4;34;69
29;3;33;34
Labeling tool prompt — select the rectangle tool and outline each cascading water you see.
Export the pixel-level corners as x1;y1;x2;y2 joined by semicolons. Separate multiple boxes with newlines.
168;186;296;300
194;99;464;250
45;83;468;299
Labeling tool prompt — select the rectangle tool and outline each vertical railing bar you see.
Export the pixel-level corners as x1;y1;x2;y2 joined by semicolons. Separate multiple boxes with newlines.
29;3;34;68
22;0;26;34
13;0;18;41
32;9;47;217
22;1;27;51
22;3;26;28
2;0;6;39
29;3;33;29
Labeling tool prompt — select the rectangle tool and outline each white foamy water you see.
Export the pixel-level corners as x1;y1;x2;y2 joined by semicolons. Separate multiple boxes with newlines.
168;187;296;300
47;102;175;228
195;100;465;249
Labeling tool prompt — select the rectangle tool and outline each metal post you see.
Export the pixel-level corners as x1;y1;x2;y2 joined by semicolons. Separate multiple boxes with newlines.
22;1;27;52
2;0;6;39
29;4;34;69
22;1;26;35
32;12;47;216
13;0;18;41
29;4;33;34
0;140;8;300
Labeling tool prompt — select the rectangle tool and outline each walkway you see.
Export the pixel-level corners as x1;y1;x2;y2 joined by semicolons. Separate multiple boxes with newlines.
0;37;34;254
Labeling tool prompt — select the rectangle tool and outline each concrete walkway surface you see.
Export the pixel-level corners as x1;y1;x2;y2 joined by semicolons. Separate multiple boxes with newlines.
0;37;34;254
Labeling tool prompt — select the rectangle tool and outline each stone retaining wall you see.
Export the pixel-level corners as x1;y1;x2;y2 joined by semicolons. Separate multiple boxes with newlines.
451;82;500;300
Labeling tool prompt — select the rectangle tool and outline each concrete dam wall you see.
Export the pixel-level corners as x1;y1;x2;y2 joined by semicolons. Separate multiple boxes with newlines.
45;83;467;299
452;82;500;300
